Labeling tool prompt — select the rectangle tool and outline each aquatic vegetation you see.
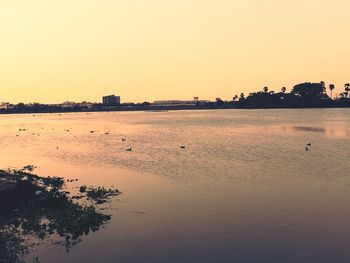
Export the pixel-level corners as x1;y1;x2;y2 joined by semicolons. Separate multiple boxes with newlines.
0;230;27;263
0;168;120;263
79;186;120;204
86;187;120;204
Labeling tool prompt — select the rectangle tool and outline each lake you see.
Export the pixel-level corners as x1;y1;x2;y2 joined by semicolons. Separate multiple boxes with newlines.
1;109;350;263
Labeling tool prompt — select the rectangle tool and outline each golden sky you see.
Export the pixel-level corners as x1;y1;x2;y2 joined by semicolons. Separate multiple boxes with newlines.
1;0;350;103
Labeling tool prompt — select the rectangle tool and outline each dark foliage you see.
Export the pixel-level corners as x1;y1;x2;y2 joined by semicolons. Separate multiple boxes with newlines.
0;169;120;263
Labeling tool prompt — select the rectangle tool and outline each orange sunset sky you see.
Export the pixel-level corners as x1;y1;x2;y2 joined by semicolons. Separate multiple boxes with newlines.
1;0;350;103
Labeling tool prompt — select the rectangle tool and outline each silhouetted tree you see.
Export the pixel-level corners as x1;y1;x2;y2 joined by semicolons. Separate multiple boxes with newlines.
329;84;335;99
215;98;224;107
263;86;269;93
291;82;327;101
344;83;350;98
281;87;286;93
15;103;26;112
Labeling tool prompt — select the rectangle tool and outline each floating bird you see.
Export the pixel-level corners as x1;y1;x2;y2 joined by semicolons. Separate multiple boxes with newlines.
180;145;186;149
307;143;311;147
305;146;309;151
56;146;59;150
126;147;132;151
122;138;126;142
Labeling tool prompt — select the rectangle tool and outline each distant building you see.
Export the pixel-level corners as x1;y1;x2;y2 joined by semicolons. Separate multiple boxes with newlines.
103;95;120;106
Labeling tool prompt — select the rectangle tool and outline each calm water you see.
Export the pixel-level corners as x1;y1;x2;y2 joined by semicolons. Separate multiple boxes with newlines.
1;109;350;263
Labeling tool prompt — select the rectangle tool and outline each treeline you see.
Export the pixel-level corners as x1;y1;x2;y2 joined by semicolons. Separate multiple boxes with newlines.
0;103;96;114
193;81;350;109
229;81;350;108
0;102;153;114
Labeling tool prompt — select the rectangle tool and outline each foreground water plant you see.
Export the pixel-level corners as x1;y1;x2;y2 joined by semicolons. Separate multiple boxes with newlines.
0;167;120;263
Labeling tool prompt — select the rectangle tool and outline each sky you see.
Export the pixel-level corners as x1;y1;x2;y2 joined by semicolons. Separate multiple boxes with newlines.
1;0;350;103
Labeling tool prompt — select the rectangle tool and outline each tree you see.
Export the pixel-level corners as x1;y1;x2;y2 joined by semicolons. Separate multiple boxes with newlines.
141;102;151;106
329;84;335;99
15;103;26;111
238;93;245;103
215;98;224;107
263;86;269;93
232;95;238;101
281;87;286;93
291;82;327;101
345;83;350;98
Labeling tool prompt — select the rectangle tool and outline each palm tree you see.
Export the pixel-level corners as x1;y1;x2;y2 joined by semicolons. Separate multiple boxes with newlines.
232;95;238;101
329;84;335;99
263;86;268;93
281;87;286;93
345;83;350;98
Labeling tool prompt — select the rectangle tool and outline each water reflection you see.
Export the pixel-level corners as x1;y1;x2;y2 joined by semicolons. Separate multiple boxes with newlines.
292;126;326;132
275;123;350;139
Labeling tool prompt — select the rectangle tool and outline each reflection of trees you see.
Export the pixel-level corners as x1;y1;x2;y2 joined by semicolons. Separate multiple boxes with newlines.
0;169;119;263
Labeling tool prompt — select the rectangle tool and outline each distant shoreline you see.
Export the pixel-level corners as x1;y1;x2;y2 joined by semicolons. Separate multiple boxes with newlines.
3;82;350;114
1;104;350;115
